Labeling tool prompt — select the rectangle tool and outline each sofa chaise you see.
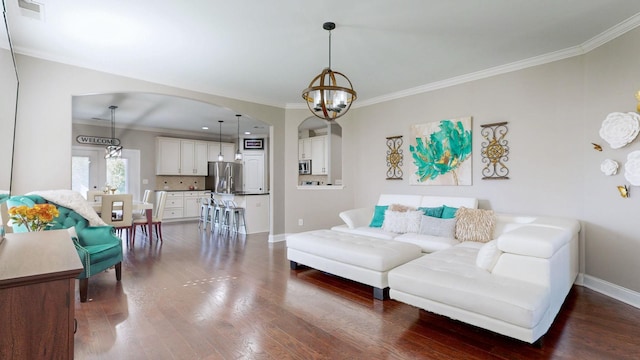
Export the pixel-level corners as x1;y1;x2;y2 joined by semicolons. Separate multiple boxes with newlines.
286;194;580;344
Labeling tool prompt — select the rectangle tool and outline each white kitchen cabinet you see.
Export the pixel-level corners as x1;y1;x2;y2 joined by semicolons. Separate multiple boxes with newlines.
163;192;184;219
311;135;327;175
298;138;312;160
208;142;236;162
180;140;196;175
158;137;230;175
183;191;206;217
243;152;265;193
194;141;209;175
180;140;208;175
156;137;182;175
162;191;207;220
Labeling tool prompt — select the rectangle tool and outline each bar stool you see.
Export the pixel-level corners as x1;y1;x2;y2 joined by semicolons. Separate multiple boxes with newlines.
223;200;246;233
197;197;212;230
211;198;225;231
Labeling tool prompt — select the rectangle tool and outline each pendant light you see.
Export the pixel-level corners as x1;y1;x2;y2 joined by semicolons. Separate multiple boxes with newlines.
235;114;243;160
105;105;123;159
218;120;224;161
302;22;357;121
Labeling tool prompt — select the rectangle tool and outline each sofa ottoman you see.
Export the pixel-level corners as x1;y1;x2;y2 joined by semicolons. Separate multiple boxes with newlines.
286;229;423;300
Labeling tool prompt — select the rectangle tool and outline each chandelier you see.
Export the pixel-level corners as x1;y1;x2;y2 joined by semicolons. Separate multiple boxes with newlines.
105;105;123;159
302;22;357;121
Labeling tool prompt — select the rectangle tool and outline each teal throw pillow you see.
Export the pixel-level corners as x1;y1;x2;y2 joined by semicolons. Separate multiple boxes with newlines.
441;205;459;219
418;206;444;218
369;205;389;228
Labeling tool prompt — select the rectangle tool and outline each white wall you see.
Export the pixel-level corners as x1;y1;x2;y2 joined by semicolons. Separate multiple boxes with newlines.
282;26;640;295
582;28;640;292
11;54;286;235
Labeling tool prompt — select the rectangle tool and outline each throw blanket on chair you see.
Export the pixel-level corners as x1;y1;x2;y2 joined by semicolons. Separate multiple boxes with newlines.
28;189;107;226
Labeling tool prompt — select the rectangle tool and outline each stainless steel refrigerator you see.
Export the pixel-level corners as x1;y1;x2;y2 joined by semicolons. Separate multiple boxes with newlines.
205;161;243;194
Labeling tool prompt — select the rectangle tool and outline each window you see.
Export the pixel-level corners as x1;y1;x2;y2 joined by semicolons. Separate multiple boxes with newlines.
72;146;140;199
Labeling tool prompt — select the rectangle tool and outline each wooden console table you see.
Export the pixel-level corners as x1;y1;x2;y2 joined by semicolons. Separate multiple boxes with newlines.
0;229;83;359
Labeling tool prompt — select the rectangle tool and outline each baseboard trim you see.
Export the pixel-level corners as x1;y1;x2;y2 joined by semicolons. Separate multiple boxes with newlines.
268;233;287;243
582;274;640;309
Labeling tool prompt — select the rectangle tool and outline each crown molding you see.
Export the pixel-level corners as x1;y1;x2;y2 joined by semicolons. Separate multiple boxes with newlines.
355;46;582;108
580;12;640;52
289;12;640;110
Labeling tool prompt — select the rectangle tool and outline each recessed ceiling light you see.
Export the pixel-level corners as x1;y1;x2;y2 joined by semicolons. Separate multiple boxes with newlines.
202;126;209;130
244;131;251;135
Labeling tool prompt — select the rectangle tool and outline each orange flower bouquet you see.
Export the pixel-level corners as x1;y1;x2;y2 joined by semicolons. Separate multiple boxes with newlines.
9;203;59;232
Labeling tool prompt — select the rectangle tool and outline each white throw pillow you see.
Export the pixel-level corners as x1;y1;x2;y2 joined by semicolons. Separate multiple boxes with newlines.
406;210;423;233
382;210;406;233
475;240;502;271
419;216;457;238
382;210;423;233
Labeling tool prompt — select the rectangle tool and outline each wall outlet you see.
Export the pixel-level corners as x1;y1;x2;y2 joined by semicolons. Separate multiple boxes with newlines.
298;219;304;226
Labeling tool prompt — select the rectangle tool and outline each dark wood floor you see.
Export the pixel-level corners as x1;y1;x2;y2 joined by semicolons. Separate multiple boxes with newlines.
74;221;640;360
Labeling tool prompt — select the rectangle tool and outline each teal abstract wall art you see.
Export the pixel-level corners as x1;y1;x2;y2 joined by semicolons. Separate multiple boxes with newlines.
409;117;473;186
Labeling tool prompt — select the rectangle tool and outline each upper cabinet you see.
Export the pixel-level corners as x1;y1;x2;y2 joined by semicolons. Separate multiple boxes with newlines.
298;138;312;160
181;140;208;176
156;137;181;175
156;137;235;175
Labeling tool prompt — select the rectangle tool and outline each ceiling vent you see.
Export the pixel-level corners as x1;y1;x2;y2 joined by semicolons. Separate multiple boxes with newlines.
18;0;44;21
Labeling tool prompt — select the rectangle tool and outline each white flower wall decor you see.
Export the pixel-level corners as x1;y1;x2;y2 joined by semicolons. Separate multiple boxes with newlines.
624;151;640;186
599;112;640;149
600;159;619;176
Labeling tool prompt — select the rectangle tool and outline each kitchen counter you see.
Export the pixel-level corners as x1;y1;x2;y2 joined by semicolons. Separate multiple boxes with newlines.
211;193;270;234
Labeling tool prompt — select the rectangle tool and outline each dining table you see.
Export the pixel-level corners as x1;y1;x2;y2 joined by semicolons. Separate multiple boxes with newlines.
88;199;155;242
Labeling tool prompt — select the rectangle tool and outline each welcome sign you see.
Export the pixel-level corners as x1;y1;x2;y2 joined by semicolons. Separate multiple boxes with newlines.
76;135;120;146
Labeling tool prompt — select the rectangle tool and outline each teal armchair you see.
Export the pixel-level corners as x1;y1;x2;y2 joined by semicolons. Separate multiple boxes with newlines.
7;194;123;302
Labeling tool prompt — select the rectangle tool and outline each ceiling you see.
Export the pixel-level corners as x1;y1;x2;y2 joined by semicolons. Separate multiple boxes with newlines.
3;0;640;137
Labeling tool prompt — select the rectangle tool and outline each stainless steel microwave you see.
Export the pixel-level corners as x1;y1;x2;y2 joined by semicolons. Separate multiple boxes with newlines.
299;160;311;174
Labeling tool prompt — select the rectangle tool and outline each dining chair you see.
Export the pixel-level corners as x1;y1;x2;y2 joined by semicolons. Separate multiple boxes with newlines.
100;194;134;244
133;189;152;220
132;190;167;245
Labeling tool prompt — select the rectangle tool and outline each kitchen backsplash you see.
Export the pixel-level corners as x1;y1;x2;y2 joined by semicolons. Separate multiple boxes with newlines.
156;176;206;190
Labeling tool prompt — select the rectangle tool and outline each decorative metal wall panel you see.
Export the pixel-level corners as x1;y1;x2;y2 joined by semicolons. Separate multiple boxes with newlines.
480;122;510;180
386;136;403;180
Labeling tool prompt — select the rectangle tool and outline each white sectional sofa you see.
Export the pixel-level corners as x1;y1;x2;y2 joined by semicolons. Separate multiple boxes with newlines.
286;194;581;344
331;194;478;252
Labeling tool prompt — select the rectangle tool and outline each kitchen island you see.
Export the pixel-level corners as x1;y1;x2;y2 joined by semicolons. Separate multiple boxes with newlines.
213;192;269;234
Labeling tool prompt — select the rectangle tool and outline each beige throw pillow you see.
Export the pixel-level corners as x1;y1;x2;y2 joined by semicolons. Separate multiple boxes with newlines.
455;207;496;243
388;203;416;212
